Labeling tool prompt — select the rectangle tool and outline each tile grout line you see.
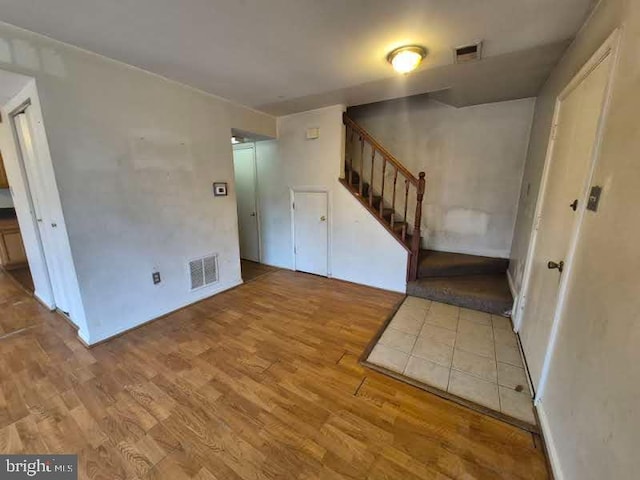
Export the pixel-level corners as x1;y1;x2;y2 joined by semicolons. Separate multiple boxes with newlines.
492;318;503;413
402;298;429;375
445;306;462;392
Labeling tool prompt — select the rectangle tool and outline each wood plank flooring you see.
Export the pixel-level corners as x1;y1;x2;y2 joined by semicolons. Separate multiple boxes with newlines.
241;260;279;282
0;268;549;479
5;266;35;294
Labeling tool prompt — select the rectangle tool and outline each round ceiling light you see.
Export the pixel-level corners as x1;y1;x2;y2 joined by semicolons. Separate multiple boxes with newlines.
387;45;427;74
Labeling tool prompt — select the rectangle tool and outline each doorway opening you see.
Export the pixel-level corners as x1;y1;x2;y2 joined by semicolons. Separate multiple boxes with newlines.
0;68;87;338
231;131;278;283
0;147;33;293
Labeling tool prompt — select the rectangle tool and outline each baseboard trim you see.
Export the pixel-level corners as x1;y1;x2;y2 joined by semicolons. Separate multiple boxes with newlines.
536;402;563;480
78;278;243;347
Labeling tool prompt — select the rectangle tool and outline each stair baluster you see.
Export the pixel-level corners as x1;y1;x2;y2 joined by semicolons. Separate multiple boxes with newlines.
379;157;387;217
402;179;409;242
369;147;375;208
347;127;354;186
390;167;398;229
408;172;426;281
358;135;365;196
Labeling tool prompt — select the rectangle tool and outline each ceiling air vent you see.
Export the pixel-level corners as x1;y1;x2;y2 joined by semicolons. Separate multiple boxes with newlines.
454;42;482;64
189;254;218;291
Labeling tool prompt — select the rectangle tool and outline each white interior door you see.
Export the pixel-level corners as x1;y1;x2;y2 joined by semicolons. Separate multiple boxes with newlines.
519;52;613;389
14;109;70;313
233;145;260;262
293;191;328;276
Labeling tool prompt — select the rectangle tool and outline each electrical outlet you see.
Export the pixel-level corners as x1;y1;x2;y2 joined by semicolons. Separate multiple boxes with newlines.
152;272;161;285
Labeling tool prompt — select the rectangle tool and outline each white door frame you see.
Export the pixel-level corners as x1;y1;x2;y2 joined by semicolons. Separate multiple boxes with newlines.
1;78;90;340
290;187;331;276
513;29;621;402
232;142;262;262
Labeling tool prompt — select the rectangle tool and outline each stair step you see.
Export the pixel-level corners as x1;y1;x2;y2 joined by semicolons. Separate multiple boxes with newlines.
381;208;394;221
351;181;370;198
407;274;513;316
391;221;408;234
418;250;509;278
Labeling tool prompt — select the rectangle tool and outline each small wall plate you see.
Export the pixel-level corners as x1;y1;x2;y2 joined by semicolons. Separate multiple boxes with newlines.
213;182;228;197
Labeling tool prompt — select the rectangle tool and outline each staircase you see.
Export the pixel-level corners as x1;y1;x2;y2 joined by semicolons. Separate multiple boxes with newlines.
340;113;513;316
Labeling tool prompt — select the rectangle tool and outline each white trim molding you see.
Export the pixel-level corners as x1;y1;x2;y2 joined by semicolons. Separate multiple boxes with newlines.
536;401;565;480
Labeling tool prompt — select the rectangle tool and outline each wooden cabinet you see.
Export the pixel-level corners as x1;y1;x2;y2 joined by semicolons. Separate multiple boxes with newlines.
0;151;9;189
0;221;28;270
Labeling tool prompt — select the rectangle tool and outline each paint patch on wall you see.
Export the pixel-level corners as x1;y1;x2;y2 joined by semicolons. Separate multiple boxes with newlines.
12;39;40;70
443;208;489;236
0;38;12;63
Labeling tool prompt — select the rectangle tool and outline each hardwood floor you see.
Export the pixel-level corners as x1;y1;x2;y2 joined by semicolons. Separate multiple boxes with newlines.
4;265;35;293
241;259;279;282
0;268;549;479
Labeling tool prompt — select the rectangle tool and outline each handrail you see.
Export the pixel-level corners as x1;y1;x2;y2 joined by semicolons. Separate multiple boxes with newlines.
343;113;419;186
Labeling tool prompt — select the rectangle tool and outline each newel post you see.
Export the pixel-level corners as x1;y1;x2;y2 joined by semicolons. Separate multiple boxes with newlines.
409;172;426;282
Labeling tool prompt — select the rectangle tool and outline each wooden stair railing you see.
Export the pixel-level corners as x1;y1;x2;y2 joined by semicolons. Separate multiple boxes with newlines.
340;112;426;282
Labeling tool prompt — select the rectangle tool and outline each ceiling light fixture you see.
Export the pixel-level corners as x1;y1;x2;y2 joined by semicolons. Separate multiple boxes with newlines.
387;45;427;74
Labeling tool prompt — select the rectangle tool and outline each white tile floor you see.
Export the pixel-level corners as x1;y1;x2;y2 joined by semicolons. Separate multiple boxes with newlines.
367;296;536;425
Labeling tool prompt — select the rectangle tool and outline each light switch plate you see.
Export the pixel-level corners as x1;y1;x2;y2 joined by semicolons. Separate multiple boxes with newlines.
306;127;320;140
587;185;602;212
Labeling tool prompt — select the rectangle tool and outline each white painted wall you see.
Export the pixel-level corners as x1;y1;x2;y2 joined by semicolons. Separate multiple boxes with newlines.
0;22;276;344
510;1;640;479
349;97;535;259
509;0;625;292
255;105;408;293
0;189;13;207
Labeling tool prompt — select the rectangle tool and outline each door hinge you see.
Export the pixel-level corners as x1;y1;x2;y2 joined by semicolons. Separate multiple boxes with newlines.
292;202;295;210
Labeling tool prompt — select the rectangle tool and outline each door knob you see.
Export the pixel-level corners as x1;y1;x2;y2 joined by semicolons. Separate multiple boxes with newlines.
320;216;326;221
250;212;256;217
569;199;578;211
547;260;564;272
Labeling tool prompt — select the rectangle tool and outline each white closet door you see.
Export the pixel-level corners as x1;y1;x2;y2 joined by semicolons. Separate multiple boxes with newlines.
293;191;328;277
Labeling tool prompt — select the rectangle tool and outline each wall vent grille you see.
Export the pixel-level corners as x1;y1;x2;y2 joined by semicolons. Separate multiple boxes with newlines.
454;42;482;63
189;254;218;290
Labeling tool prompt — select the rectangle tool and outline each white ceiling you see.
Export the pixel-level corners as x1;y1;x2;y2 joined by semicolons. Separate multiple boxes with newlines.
0;0;595;115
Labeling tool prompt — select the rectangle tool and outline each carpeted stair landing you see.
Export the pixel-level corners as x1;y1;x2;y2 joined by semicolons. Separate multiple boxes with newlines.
407;250;513;316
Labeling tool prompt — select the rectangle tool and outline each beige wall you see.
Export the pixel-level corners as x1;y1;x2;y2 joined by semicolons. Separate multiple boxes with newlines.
255;105;409;292
510;0;640;478
0;22;276;343
349;96;535;259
